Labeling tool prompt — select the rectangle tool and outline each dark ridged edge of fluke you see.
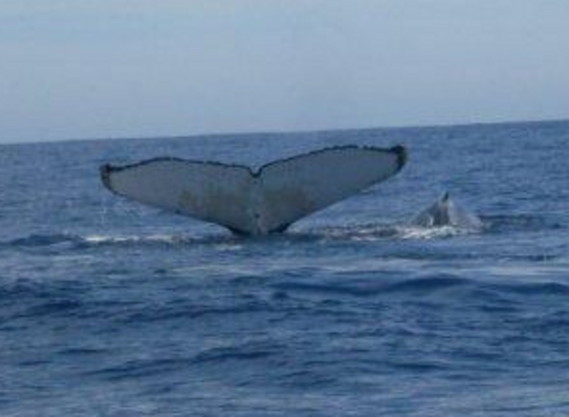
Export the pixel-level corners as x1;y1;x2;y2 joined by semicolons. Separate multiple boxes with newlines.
99;144;408;179
256;144;407;176
100;157;253;176
390;145;407;172
100;164;113;191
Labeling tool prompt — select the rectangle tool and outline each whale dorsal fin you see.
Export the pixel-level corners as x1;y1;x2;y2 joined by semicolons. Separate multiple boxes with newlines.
410;191;482;229
101;145;406;235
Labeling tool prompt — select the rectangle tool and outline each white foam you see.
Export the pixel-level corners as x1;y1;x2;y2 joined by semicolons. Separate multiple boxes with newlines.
396;225;469;240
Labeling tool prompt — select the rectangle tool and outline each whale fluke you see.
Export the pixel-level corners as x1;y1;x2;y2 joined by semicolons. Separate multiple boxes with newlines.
101;145;407;235
410;192;482;229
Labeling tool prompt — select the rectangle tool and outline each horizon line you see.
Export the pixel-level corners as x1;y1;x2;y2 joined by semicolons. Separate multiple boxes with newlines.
1;117;568;147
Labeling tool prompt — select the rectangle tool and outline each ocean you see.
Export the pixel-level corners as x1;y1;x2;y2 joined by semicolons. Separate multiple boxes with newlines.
1;120;568;416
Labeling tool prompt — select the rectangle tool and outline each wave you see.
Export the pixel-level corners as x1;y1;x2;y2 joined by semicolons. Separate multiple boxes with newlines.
0;228;458;256
268;267;569;305
0;232;240;250
482;214;564;233
5;233;86;248
0;212;563;257
395;225;474;240
292;222;481;243
270;274;474;299
85;357;196;382
305;213;564;241
118;299;274;324
191;344;276;365
488;281;569;297
3;209;561;252
84;342;278;382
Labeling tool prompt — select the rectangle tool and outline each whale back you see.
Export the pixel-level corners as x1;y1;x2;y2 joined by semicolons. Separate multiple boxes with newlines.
411;192;482;229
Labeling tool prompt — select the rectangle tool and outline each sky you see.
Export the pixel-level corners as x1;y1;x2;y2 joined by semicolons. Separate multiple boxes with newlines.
1;0;568;143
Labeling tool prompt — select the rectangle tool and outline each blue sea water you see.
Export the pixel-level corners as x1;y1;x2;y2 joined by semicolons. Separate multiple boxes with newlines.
1;120;568;416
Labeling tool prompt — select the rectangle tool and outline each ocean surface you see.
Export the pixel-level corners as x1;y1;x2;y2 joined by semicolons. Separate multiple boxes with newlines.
1;120;568;416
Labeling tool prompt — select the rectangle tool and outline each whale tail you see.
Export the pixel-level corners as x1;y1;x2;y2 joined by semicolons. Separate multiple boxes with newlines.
101;145;407;235
410;192;482;229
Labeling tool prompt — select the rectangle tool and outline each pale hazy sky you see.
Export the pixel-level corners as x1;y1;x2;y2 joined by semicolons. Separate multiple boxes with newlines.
1;0;568;143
